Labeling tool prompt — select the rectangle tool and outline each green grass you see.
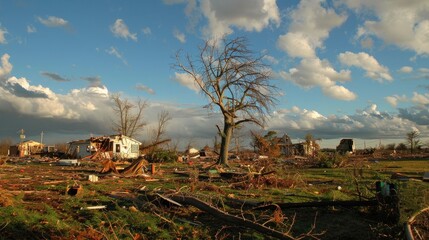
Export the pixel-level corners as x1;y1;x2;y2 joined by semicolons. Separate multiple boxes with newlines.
0;158;428;239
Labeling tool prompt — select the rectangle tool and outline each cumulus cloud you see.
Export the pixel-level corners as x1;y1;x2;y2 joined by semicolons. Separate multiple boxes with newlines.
200;0;280;39
338;51;392;82
0;54;12;78
41;72;70;82
279;57;356;101
37;16;70;29
398;66;413;73
277;0;347;58
385;95;407;108
173;72;201;93
267;104;423;140
136;83;155;95
0;25;7;44
106;46;127;65
173;29;186;43
0;53;115;141
110;19;137;41
411;92;429;106
344;0;429;55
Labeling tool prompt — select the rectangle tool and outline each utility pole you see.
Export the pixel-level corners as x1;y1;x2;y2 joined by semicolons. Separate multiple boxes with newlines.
19;129;25;157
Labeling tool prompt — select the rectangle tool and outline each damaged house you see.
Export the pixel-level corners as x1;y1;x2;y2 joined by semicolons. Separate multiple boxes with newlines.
66;135;142;159
336;139;355;154
276;134;316;157
9;140;44;157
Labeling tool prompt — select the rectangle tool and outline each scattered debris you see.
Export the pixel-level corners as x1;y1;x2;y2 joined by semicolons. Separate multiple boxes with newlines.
58;159;80;166
423;172;429;182
88;175;99;182
80;205;107;210
66;184;83;197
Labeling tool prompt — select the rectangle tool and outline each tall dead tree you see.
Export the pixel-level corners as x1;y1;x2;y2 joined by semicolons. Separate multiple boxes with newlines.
111;94;147;138
146;110;172;154
406;130;420;153
175;36;278;165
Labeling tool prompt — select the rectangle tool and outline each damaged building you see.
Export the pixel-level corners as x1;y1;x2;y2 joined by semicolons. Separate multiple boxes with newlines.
66;135;142;159
9;140;44;157
336;139;355;154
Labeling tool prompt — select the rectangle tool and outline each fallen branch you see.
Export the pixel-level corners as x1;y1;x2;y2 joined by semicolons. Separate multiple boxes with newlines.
169;194;296;240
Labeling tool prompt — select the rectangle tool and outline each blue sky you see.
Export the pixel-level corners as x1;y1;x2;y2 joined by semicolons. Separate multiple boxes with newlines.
0;0;428;149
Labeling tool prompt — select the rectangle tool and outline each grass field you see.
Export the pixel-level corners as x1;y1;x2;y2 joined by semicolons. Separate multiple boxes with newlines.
0;156;428;239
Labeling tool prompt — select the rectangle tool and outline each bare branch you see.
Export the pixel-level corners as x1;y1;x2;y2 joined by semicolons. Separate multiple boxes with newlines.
174;36;279;165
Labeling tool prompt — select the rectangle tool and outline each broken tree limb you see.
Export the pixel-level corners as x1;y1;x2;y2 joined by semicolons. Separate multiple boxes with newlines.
168;195;296;240
253;200;379;210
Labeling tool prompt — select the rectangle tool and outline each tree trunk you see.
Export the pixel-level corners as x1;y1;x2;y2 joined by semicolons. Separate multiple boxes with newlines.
218;120;233;165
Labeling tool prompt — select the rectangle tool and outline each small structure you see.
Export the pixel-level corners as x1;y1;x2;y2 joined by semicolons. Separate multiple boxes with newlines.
9;140;44;157
277;134;294;156
276;134;315;157
67;135;142;159
199;145;218;159
336;139;355;154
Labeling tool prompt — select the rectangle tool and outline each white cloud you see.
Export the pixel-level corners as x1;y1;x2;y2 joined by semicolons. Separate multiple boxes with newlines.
322;85;357;101
106;46;127;65
0;26;7;44
338;51;392;82
398;66;413;73
173;72;200;93
268;104;423;141
142;27;152;35
385;95;407;108
419;68;429;73
27;25;37;33
278;32;315;58
37;16;69;28
411;92;429;106
277;0;347;58
0;54;13;78
344;0;429;55
200;0;280;39
173;29;186;43
136;83;155;95
262;55;279;65
110;19;137;41
279;57;355;101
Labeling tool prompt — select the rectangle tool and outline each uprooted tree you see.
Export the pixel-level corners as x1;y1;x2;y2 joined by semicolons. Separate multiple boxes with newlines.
175;36;278;165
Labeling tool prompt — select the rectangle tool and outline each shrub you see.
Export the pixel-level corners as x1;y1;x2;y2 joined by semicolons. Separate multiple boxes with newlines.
146;150;178;163
316;152;347;168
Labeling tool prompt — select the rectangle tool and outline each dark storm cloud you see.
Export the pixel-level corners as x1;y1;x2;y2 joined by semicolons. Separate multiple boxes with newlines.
81;76;103;88
6;82;49;98
41;71;70;82
398;107;429;126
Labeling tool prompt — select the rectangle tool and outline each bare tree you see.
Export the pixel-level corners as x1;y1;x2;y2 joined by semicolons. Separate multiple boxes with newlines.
0;138;13;156
111;94;147;138
406;130;420;153
152;110;172;144
175;36;278;165
148;110;172;152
